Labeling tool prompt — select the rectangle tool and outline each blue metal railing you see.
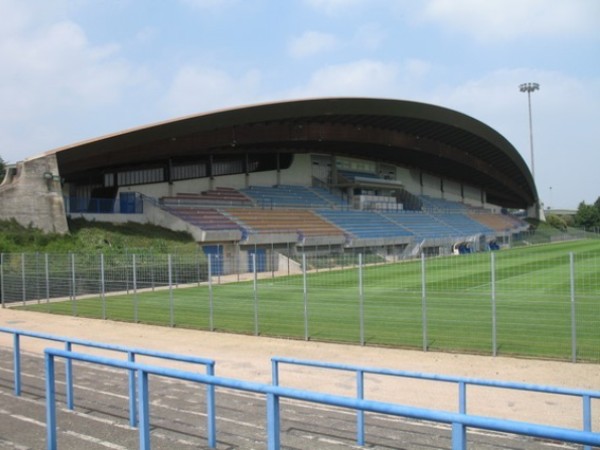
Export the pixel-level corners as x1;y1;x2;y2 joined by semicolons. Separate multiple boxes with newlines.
271;356;599;449
0;327;215;432
44;348;600;450
65;195;143;214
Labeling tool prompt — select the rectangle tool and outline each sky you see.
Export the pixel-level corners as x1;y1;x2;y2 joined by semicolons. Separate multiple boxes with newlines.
0;0;599;210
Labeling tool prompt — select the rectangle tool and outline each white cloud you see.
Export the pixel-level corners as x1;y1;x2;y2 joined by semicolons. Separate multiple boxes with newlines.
303;0;376;15
162;66;262;116
353;23;387;51
0;1;148;162
424;0;600;41
0;20;133;118
289;59;399;98
421;0;600;41
0;0;70;37
288;57;442;100
179;0;239;11
405;59;432;79
289;31;339;58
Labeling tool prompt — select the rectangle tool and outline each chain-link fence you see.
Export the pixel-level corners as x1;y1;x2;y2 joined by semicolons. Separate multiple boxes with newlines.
1;241;599;362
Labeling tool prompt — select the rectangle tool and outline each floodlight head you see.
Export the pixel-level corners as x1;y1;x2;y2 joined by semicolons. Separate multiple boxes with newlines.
519;82;540;93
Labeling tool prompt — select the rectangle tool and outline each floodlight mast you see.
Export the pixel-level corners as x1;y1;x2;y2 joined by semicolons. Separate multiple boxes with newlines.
519;82;540;182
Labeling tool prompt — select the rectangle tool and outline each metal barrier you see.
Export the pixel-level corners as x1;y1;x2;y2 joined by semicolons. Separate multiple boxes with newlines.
44;348;600;450
0;327;215;433
272;356;600;449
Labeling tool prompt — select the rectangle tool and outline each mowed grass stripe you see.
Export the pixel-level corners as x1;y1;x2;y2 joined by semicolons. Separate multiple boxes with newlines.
21;239;600;361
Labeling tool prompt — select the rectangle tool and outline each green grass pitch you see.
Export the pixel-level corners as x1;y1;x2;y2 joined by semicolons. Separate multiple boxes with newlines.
21;239;600;361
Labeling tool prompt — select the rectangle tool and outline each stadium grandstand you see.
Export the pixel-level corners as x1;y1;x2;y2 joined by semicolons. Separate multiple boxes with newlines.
0;97;534;270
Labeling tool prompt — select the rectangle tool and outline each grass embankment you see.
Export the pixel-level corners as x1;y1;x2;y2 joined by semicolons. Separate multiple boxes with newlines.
0;218;197;254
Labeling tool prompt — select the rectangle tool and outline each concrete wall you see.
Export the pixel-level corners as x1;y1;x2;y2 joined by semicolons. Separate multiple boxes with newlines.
443;179;462;202
0;155;68;234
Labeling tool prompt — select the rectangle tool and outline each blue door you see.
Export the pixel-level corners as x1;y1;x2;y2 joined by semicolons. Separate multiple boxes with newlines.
120;192;137;214
248;248;267;273
203;245;223;276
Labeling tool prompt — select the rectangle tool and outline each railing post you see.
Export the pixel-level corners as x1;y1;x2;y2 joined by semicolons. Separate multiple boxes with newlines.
65;341;74;410
138;369;151;450
267;392;281;450
583;394;591;450
451;422;466;450
45;352;57;450
356;369;365;446
206;363;217;449
271;359;279;386
13;333;21;396
458;381;466;414
128;352;137;427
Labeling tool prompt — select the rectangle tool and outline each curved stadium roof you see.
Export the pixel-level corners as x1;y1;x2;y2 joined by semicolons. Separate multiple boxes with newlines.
47;97;537;209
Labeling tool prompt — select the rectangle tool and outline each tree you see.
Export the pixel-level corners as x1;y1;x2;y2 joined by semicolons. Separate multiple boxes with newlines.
546;214;567;231
0;155;5;182
573;201;600;230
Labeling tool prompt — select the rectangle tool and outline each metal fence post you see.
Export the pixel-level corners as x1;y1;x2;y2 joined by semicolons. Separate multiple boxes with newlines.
208;254;214;331
100;253;106;320
70;253;77;316
35;252;41;304
21;253;26;306
133;254;138;323
168;254;174;327
45;253;50;306
253;253;259;336
303;253;309;341
359;253;365;346
0;253;4;308
271;241;275;279
570;252;577;363
491;252;497;357
421;253;428;351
